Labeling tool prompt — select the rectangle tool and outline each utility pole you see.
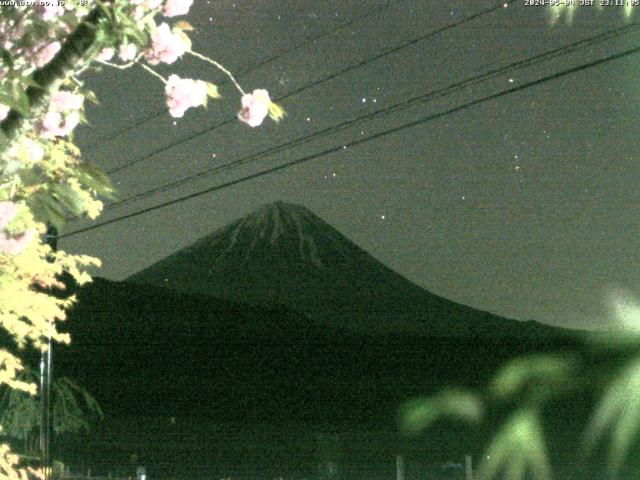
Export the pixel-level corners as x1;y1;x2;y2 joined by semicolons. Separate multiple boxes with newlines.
40;223;57;480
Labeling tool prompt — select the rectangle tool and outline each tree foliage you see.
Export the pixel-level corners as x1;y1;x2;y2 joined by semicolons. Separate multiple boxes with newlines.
0;1;283;477
400;336;640;479
0;370;103;442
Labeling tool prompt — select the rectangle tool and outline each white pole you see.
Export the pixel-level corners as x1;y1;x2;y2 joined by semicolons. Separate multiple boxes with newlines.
396;454;405;480
465;454;473;480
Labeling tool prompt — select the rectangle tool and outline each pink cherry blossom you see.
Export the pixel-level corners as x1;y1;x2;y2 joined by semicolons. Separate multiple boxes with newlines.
40;110;80;138
64;111;81;131
133;0;163;8
35;4;65;20
25;140;44;163
97;47;115;62
0;202;17;231
119;44;138;62
163;0;193;17
144;23;188;65
34;41;61;68
39;90;83;138
0;228;34;255
0;104;8;122
49;91;84;112
164;74;207;118
237;89;271;127
0;202;33;255
41;111;63;135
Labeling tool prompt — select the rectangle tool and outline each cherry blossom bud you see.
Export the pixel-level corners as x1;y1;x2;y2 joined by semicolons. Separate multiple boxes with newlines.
163;0;193;17
237;89;271;127
164;74;208;118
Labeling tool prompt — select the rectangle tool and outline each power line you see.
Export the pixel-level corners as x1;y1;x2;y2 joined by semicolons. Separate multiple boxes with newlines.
59;43;640;239
103;23;640;211
104;0;519;175
81;0;399;152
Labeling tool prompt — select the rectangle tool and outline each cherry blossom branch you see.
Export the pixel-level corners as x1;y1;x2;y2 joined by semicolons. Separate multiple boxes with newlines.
97;53;144;70
187;50;246;95
139;64;167;84
0;7;105;143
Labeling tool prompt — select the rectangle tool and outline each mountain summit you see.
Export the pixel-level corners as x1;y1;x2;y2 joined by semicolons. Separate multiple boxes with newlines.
128;201;556;338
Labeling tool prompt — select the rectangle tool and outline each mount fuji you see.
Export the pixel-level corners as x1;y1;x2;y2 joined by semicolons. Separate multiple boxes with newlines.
128;201;565;339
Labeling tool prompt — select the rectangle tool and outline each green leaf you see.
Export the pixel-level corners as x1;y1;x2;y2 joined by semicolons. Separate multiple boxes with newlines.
173;20;194;31
206;82;220;99
30;192;66;230
0;129;7;152
268;101;286;122
123;26;148;46
398;388;483;435
490;353;577;402
0;91;14;106
479;408;551;480
583;355;640;475
77;162;116;199
83;89;99;105
52;183;86;216
14;85;31;115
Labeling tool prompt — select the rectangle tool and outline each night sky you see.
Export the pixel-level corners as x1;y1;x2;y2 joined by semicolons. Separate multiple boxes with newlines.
60;0;640;330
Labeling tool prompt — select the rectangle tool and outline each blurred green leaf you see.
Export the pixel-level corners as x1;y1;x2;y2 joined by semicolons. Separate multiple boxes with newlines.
398;388;482;435
77;162;116;199
491;353;577;402
0;129;7;152
583;355;640;475
123;26;147;46
173;20;194;31
52;183;85;216
29;191;66;230
15;86;30;115
479;408;551;480
206;82;220;99
268;102;286;122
